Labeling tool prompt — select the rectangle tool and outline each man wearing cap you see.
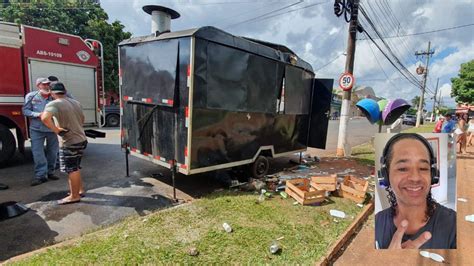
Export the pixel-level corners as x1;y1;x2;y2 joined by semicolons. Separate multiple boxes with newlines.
22;77;60;186
41;82;87;204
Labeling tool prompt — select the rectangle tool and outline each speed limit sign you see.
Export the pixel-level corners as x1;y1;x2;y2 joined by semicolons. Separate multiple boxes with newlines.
339;73;355;91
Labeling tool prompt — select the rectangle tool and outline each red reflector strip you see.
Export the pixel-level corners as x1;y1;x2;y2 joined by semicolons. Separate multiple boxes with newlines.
187;64;191;77
143;152;150;156
185;107;189;117
184;147;188;157
124;96;133;101
154;155;160;160
161;99;174;105
119;68;123;77
131;148;137;153
142;98;152;103
180;164;187;169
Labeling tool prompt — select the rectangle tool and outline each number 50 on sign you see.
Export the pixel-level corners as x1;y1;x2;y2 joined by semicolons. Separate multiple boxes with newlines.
339;73;355;91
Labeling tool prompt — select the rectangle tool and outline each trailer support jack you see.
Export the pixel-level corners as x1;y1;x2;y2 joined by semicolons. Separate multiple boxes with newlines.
171;161;177;202
125;147;130;177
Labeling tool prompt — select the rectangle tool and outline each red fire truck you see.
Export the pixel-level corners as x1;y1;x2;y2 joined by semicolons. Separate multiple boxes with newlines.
0;21;104;165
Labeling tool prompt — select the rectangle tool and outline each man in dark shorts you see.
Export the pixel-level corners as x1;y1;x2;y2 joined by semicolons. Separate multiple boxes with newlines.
375;133;456;249
41;82;87;205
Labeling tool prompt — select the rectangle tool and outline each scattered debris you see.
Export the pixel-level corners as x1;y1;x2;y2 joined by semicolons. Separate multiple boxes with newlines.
311;174;337;191
419;251;445;263
320;220;330;226
333;218;339;223
293;201;299;205
223;222;233;233
257;189;266;204
340;175;368;203
276;236;285;241
285;178;325;205
188;247;199;256
279;191;288;199
269;242;281;254
458;197;468;202
356;203;364;208
465;214;474;223
142;218;148;222
329;209;346;219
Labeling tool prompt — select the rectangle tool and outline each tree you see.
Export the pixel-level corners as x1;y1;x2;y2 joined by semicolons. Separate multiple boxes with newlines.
411;95;425;109
0;0;131;93
451;60;474;104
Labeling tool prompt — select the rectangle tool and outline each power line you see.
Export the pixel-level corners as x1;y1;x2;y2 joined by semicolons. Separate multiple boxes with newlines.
359;5;423;90
315;53;344;71
358;23;474;40
224;0;304;29
224;0;330;29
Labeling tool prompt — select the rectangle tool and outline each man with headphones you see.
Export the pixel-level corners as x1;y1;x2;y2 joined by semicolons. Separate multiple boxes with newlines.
375;133;456;249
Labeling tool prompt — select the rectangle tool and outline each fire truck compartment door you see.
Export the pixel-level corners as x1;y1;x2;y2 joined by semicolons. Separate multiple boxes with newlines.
307;78;333;149
28;60;97;125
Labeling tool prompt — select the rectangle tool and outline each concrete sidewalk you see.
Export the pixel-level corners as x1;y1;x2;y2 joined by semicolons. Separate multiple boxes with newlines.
335;144;474;265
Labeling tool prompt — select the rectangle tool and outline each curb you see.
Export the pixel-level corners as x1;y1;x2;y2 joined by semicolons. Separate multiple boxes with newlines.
317;200;374;266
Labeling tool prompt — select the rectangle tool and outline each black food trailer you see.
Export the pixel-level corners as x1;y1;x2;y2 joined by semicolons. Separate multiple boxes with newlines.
119;26;333;179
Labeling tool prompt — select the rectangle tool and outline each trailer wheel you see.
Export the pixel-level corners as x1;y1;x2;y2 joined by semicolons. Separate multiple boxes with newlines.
0;124;16;166
106;114;120;127
251;155;269;179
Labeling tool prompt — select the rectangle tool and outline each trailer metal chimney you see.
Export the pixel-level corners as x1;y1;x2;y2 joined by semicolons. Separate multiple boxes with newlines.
143;5;180;35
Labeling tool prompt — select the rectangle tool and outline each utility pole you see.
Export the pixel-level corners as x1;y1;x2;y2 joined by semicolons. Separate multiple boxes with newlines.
415;41;434;127
335;0;360;157
430;77;439;122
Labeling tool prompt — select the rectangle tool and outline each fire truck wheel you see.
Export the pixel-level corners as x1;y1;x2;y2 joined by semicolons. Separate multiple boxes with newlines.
250;155;269;179
0;124;16;166
106;114;120;127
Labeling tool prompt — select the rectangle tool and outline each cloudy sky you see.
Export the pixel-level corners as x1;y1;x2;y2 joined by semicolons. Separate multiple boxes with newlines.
102;0;474;109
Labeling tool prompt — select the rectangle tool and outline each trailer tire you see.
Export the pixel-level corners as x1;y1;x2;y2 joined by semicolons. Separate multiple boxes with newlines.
0;124;16;166
106;114;120;127
251;155;269;179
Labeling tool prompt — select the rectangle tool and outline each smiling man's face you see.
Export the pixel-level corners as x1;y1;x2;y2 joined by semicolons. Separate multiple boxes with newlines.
388;138;431;208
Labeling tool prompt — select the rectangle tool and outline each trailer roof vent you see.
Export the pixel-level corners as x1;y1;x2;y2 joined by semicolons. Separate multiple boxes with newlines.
143;5;180;36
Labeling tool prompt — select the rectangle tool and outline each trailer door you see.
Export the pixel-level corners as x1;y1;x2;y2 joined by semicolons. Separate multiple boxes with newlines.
307;78;333;149
28;60;97;125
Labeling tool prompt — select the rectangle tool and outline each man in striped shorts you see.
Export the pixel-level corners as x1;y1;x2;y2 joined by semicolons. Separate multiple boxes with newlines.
41;82;87;205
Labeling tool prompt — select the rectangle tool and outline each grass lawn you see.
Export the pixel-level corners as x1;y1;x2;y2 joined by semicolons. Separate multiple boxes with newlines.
402;122;435;133
13;191;364;265
351;142;375;166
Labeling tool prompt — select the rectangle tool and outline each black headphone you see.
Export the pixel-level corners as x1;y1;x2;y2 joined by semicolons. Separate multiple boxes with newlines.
378;133;439;187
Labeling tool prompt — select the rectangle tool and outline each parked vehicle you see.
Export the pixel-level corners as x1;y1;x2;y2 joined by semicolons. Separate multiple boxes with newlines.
103;105;120;127
402;114;424;125
0;22;104;165
119;24;332;179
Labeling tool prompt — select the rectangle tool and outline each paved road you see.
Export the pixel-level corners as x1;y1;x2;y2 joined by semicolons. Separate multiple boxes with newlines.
309;118;410;156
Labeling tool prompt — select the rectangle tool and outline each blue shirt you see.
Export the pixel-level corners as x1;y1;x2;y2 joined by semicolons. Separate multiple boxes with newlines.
22;91;54;132
442;120;456;133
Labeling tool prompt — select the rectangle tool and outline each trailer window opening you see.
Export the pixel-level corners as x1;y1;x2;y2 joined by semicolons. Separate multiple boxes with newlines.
120;39;179;107
204;42;283;114
283;66;312;115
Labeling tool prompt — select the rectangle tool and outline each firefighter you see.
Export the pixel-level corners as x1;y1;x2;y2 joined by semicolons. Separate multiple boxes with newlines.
22;77;60;186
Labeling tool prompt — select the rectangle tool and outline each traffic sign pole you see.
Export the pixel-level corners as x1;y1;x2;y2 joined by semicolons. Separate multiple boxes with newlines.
336;0;359;157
